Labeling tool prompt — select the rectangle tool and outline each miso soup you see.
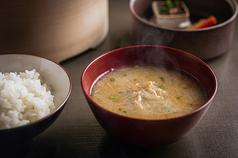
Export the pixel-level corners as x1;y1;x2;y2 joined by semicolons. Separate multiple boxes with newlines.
91;66;206;119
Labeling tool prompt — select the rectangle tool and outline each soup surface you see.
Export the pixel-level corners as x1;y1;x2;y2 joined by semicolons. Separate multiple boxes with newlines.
91;66;206;119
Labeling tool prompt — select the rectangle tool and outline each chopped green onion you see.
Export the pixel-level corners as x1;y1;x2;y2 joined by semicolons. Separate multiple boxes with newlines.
171;105;174;108
127;95;132;100
134;65;139;68
113;98;119;102
110;78;115;81
134;79;136;81
160;77;164;80
119;91;123;94
90;90;94;96
123;73;127;76
168;109;171;112
127;90;130;92
119;108;122;111
154;83;157;86
98;77;101;80
109;95;119;102
123;111;127;113
177;97;180;99
109;95;115;99
159;85;165;90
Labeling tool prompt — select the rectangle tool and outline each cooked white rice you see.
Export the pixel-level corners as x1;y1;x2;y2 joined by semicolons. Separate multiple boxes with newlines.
0;69;55;129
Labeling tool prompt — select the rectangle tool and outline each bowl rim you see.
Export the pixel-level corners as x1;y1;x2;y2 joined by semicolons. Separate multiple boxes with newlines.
0;53;72;131
81;45;218;122
129;0;238;32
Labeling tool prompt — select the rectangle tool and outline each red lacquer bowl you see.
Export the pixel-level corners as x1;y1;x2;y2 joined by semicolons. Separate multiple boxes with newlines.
81;45;217;146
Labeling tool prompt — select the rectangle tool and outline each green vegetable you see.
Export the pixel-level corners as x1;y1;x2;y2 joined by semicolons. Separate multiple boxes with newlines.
159;85;165;90
113;98;119;102
109;95;115;99
110;78;115;81
127;90;130;92
123;111;127;113
165;0;173;9
123;73;127;76
127;95;132;100
160;5;169;12
109;95;119;102
134;65;139;68
160;77;164;80
159;0;180;13
90;90;94;96
177;97;180;99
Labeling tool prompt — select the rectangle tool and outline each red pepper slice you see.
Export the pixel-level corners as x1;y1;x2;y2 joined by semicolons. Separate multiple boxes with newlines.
188;16;217;29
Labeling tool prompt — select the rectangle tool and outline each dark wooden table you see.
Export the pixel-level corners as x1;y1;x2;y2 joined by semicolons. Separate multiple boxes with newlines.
4;0;238;157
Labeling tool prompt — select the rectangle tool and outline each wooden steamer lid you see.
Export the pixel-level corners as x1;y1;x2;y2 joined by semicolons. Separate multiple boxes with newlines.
0;0;109;63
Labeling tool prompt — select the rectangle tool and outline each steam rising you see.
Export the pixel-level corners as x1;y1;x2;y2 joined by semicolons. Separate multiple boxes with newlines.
131;15;180;73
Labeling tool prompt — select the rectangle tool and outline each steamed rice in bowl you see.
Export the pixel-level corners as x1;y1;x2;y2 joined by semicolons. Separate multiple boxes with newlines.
0;54;71;146
0;69;55;129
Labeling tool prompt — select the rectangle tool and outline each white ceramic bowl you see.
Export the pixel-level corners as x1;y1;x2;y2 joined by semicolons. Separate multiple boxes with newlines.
0;54;72;147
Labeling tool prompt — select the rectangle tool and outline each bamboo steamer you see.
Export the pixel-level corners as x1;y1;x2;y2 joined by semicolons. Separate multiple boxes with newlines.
0;0;109;63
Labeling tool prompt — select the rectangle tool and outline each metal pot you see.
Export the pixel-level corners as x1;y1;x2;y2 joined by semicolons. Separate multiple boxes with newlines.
130;0;238;60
